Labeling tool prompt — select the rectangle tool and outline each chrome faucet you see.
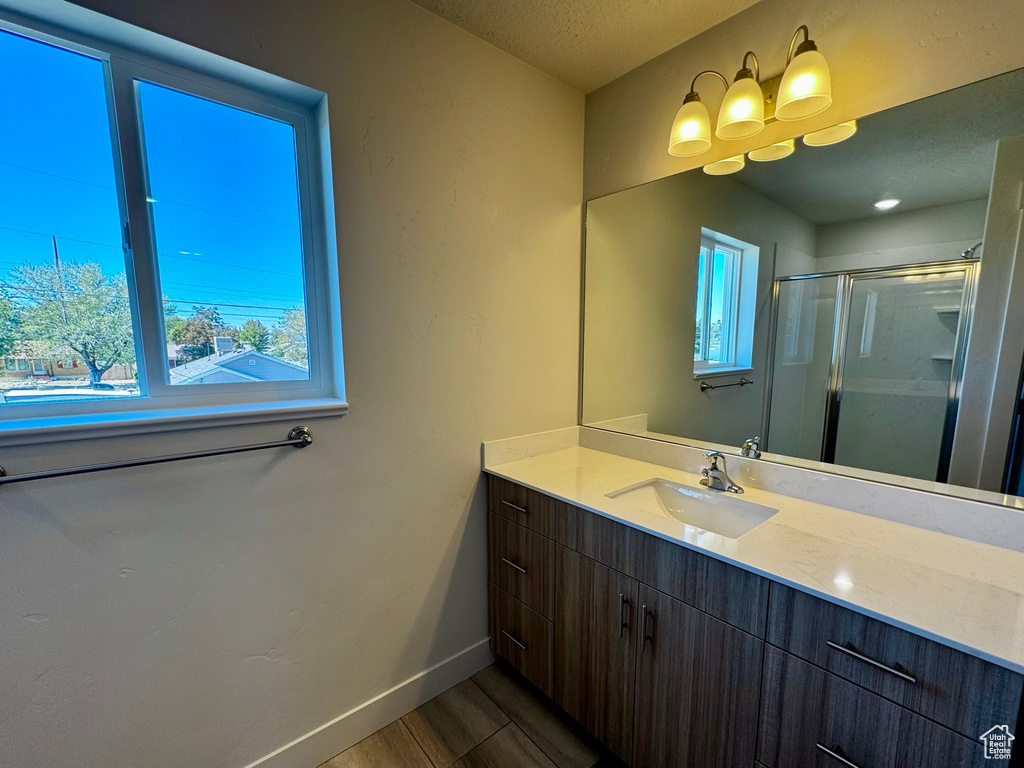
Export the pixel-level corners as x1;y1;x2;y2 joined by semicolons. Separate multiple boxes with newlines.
741;436;762;459
700;451;744;494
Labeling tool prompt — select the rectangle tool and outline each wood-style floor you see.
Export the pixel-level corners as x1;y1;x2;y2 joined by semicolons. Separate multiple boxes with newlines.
319;663;622;768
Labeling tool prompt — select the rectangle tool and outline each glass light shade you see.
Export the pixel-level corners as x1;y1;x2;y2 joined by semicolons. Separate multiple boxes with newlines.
668;99;712;157
803;120;857;146
716;77;764;140
776;49;832;120
703;154;746;175
748;139;795;162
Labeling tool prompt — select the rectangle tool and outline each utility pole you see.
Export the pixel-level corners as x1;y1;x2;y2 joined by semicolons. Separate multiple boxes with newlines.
52;237;70;326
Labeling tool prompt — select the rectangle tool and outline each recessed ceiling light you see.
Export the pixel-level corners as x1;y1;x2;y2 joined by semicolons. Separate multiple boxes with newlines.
874;198;901;211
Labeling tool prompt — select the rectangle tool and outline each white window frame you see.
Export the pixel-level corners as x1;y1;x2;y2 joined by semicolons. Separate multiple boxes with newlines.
693;230;758;377
0;9;346;445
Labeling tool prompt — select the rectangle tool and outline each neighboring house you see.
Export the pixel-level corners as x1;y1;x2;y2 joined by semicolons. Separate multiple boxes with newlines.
1;347;133;381
168;349;309;385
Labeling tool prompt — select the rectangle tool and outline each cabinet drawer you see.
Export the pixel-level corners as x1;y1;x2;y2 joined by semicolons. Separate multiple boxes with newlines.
489;476;565;538
759;647;1012;768
767;584;1023;738
897;708;1011;767
489;583;553;697
759;646;902;768
488;512;555;618
641;533;769;636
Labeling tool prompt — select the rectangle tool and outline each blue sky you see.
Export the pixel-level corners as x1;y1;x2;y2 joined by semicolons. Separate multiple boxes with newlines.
0;27;306;328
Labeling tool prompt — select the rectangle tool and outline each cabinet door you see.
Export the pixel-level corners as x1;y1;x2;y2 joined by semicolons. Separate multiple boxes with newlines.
633;586;763;768
554;545;639;763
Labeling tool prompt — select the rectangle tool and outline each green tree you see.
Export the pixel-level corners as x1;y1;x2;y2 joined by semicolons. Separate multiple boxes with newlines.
11;261;134;385
171;306;236;362
271;307;308;365
238;319;271;352
163;299;186;344
0;296;18;357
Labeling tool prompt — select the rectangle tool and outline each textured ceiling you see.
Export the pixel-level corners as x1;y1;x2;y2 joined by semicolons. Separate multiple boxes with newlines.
732;67;1024;224
407;0;761;93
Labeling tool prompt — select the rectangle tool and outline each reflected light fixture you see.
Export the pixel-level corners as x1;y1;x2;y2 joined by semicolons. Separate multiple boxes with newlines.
776;25;832;121
874;198;901;210
803;120;857;147
748;138;795;162
668;70;728;157
703;155;746;175
717;52;765;140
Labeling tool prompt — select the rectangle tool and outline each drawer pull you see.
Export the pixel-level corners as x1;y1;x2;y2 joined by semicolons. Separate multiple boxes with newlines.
501;557;527;574
826;641;917;684
502;630;527;651
501;500;527;514
816;744;862;768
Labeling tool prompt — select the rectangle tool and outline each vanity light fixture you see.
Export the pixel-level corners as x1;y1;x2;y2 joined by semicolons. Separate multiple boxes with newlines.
803;120;857;147
703;154;746;175
668;70;728;157
717;52;765;140
776;26;833;121
748;138;795;162
668;25;832;158
874;198;901;211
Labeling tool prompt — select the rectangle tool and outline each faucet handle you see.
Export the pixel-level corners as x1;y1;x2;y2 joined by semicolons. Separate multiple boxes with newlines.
705;450;725;469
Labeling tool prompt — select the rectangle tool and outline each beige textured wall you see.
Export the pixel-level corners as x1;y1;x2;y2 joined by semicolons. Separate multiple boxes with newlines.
0;1;583;766
584;0;1024;200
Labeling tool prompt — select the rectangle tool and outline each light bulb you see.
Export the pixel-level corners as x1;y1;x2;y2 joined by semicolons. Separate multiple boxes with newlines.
703;155;746;175
748;139;795;162
803;120;857;147
716;76;764;140
668;95;712;157
777;47;832;121
874;198;901;210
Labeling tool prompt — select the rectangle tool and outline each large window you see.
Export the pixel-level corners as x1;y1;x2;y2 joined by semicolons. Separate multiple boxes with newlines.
0;16;343;438
693;230;758;375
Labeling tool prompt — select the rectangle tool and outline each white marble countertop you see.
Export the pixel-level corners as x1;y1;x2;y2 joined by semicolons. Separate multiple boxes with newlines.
485;446;1024;674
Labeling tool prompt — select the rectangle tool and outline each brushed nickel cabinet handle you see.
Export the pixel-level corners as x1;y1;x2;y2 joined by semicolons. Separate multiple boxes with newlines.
501;557;527;574
619;593;629;638
502;630;527;651
826;641;917;684
501;500;527;514
816;743;862;768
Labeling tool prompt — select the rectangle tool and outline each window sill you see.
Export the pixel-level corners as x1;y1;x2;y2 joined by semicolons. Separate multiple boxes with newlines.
0;398;348;448
692;367;754;380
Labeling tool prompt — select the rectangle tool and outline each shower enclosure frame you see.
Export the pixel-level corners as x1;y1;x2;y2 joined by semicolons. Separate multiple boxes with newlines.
762;258;980;483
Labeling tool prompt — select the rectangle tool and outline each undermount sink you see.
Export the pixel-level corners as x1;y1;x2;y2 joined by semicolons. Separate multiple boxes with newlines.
606;478;778;539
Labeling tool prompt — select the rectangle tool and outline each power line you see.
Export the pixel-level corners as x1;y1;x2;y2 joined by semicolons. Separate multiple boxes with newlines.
0;158;117;192
0;223;121;251
159;252;302;279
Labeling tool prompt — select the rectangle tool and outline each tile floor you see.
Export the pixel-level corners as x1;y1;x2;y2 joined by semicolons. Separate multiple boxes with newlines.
319;663;621;768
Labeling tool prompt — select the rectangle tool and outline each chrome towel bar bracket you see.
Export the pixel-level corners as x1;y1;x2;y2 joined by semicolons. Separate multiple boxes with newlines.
0;425;313;487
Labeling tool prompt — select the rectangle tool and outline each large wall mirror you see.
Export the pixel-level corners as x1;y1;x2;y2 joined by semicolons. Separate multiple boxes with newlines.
582;67;1024;506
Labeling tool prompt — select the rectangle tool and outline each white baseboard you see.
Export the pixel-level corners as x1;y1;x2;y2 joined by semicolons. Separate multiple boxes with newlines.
245;638;495;768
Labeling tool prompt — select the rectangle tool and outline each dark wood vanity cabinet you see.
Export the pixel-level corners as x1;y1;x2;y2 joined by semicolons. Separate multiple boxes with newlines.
632;586;763;768
487;476;1023;768
554;546;639;762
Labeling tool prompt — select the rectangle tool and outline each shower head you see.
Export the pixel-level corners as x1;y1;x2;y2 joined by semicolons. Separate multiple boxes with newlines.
961;242;982;259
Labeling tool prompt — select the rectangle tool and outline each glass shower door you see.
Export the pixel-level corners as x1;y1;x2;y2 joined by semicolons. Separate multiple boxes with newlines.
831;268;971;482
765;275;839;460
